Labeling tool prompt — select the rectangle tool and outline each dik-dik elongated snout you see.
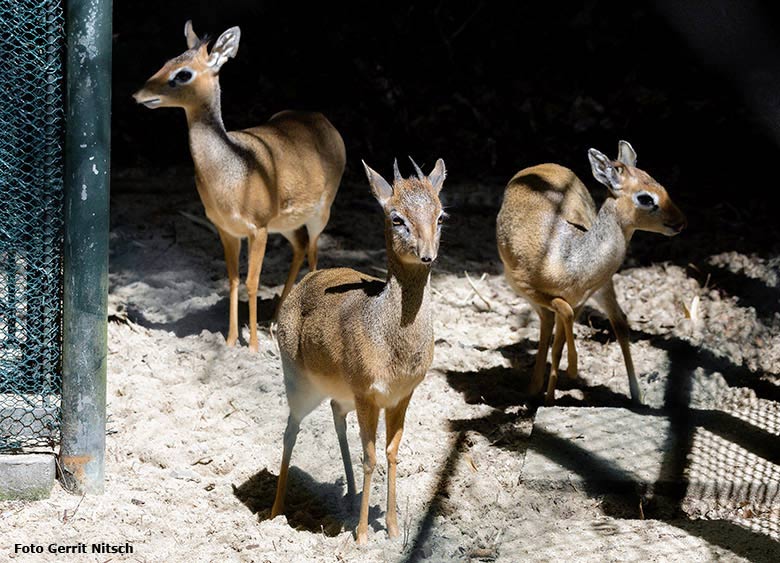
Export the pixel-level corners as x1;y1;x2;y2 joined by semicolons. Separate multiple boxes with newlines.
132;21;240;111
626;181;687;237
660;203;687;236
363;158;447;266
132;83;164;109
388;207;443;264
415;224;441;264
386;189;445;266
132;62;184;109
132;47;213;110
589;141;686;237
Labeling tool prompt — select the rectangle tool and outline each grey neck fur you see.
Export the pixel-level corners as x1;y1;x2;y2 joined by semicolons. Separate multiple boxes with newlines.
184;82;235;165
568;197;632;281
384;252;432;328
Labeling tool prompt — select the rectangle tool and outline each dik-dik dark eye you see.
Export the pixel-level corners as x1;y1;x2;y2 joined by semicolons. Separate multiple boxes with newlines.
437;214;444;225
636;193;656;208
169;69;193;87
391;216;405;227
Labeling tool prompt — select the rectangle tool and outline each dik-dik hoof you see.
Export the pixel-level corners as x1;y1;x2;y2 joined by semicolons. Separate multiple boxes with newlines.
226;334;238;347
387;523;400;539
630;388;644;406
248;340;259;353
522;372;545;396
356;531;369;546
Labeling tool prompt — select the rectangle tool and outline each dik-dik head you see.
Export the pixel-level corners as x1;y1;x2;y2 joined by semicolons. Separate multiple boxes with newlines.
132;21;240;110
588;140;686;236
363;158;447;265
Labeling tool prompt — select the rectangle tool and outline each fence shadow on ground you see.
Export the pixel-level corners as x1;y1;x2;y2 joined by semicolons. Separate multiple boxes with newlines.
399;319;780;562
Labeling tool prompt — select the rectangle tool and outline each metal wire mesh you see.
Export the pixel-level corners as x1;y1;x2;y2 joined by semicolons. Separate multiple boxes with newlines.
0;0;65;452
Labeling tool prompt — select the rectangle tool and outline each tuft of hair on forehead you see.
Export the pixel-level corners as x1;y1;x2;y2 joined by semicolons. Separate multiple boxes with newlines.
189;36;212;56
391;179;442;212
194;35;212;50
177;38;212;62
392;176;437;195
170;39;211;66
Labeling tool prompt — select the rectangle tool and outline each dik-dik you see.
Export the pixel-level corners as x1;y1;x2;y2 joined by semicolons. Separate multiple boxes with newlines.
497;141;686;405
271;158;447;544
133;22;345;351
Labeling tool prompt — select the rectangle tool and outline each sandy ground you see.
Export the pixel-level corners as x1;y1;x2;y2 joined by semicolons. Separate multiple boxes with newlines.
1;168;779;562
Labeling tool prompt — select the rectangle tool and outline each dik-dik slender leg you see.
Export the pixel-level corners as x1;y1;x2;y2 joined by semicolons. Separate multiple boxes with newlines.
218;229;241;347
530;308;555;396
355;397;380;545
594;281;643;404
546;298;575;405
271;362;323;517
330;399;356;499
245;228;268;352
385;393;412;539
306;234;320;272
305;211;329;272
276;227;308;318
551;316;578;379
270;413;301;518
550;321;565;375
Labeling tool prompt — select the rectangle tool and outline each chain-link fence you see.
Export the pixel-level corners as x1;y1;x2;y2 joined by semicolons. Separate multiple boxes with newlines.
0;0;65;452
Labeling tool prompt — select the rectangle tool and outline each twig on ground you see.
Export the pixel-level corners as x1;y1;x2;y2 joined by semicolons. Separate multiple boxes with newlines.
223;399;239;419
268;321;280;356
464;271;492;310
61;493;86;525
191;456;213;466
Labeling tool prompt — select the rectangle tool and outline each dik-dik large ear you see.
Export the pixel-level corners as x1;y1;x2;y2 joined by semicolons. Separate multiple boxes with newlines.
207;26;241;70
588;148;622;194
428;158;447;193
617;140;637;167
363;160;394;208
184;20;199;49
409;156;447;193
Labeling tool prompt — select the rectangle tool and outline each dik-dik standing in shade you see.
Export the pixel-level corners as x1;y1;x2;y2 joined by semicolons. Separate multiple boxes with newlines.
133;21;345;351
497;141;686;405
271;158;447;544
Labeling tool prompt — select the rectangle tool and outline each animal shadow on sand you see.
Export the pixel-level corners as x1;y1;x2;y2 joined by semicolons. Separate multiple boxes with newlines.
124;296;277;341
446;336;629;410
232;467;383;537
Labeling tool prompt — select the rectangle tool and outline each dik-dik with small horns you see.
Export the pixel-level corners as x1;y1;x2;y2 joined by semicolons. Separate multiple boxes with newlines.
271;158;447;544
133;21;346;351
497;141;686;405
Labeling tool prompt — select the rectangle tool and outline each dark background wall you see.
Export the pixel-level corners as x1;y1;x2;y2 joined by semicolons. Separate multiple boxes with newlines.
111;0;780;257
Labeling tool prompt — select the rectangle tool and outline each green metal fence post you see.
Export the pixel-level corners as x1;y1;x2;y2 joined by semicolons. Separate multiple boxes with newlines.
60;0;112;494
